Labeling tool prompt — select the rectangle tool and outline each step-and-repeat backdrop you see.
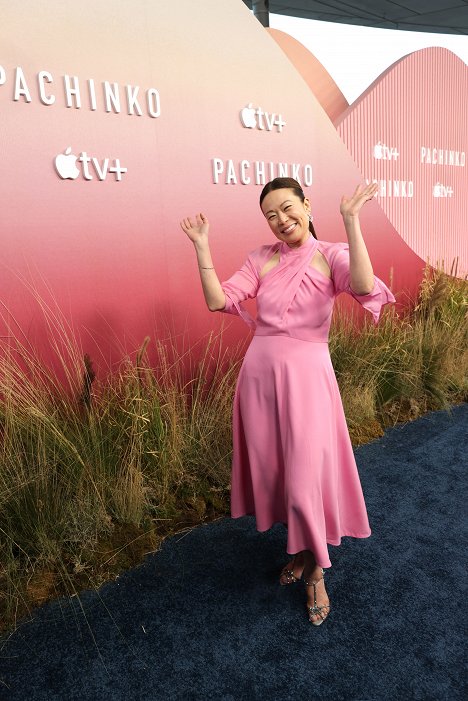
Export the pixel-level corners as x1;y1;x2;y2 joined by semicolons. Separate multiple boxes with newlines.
0;0;466;365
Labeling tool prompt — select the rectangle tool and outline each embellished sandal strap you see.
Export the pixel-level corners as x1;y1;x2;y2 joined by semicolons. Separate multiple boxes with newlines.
307;604;331;613
307;604;331;622
303;568;325;587
281;568;299;582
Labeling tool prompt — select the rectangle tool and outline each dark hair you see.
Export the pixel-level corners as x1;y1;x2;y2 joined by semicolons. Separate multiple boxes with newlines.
259;177;317;239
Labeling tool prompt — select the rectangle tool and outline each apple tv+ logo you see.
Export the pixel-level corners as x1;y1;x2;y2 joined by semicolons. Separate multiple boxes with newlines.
54;147;128;181
240;104;286;132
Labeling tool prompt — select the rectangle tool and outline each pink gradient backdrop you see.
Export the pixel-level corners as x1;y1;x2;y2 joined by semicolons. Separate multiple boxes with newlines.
336;48;468;277
0;0;463;369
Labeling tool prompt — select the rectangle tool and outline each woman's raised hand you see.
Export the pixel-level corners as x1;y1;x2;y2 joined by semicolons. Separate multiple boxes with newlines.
340;182;378;219
180;213;209;245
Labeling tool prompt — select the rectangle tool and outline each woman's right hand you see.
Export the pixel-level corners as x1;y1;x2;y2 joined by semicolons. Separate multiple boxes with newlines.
180;213;209;245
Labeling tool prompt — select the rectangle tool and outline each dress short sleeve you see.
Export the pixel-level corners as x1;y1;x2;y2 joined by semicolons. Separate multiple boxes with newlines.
221;254;259;329
329;242;396;324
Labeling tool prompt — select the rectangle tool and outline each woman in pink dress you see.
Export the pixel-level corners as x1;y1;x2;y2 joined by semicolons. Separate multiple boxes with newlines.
180;178;395;625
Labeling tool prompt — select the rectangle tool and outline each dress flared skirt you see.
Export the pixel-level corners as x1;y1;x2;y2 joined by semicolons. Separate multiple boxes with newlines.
230;335;371;568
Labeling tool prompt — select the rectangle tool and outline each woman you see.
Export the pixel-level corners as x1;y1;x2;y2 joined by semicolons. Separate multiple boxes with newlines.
180;178;395;625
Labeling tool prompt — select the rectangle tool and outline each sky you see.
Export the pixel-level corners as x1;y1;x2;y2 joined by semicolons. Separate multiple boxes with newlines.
270;13;468;103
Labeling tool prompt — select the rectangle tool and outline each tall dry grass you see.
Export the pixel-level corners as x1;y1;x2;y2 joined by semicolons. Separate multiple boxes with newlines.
0;264;466;632
330;264;467;441
0;311;241;632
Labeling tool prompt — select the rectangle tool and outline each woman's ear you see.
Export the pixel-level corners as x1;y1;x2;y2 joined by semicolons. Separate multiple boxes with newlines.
303;197;311;215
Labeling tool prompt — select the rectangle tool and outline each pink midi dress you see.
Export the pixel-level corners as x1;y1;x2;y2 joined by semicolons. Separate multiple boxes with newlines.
221;235;395;568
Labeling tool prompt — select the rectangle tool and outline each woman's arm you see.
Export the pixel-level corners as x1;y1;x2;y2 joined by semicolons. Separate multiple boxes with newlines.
339;183;378;295
180;213;226;311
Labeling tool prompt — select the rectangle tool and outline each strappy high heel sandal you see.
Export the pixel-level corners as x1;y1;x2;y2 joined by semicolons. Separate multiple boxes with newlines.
304;568;331;626
279;556;303;585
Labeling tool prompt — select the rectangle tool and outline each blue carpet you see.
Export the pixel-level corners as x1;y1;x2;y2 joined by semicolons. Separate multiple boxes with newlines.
1;404;467;701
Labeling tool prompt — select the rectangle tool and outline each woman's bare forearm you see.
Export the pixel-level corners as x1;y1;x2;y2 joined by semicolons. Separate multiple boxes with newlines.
342;214;375;295
339;183;378;296
194;241;226;311
179;213;226;312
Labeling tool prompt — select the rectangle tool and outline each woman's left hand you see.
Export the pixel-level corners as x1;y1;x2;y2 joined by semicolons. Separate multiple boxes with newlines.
340;182;378;219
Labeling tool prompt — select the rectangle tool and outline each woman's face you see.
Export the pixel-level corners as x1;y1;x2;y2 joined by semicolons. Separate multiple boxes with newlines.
260;188;311;248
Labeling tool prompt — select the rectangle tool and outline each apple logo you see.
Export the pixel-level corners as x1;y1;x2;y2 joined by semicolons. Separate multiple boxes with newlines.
55;147;80;179
373;141;383;159
240;103;257;128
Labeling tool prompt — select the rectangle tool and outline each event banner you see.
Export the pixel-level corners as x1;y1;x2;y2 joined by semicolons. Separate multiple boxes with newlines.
270;30;467;279
0;0;465;362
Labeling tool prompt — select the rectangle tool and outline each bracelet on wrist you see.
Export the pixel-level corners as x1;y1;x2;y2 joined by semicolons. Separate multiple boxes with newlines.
199;266;214;270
